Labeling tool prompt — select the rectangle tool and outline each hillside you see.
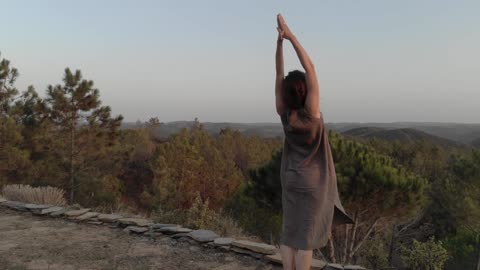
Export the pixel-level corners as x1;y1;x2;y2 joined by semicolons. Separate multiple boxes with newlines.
342;127;466;148
122;121;480;146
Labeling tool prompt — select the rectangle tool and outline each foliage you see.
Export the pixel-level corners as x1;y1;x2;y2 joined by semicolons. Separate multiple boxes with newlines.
357;235;389;270
400;237;449;270
2;184;67;206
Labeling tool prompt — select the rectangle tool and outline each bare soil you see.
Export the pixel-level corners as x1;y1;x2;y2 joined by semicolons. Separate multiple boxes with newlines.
0;207;279;270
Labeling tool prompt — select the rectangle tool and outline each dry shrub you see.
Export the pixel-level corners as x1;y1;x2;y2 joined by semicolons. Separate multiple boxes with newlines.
2;184;67;206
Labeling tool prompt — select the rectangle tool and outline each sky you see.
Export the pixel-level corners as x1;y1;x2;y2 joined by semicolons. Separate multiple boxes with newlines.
2;0;479;123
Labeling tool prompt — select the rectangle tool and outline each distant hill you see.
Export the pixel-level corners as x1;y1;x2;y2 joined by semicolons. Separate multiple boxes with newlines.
342;127;466;148
471;137;480;148
122;121;480;147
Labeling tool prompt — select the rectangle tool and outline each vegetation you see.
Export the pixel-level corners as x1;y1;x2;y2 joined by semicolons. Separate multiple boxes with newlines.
1;52;480;269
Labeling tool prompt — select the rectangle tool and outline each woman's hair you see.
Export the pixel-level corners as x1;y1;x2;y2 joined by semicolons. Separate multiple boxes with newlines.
283;70;307;110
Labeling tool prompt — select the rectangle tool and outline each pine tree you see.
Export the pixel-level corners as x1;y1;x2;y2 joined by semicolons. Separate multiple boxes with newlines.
45;68;123;203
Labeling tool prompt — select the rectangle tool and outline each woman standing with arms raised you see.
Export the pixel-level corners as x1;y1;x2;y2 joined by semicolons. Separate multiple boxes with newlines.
275;14;353;270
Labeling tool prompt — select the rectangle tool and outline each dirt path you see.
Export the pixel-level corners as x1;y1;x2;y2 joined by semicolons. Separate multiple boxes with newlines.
0;207;278;270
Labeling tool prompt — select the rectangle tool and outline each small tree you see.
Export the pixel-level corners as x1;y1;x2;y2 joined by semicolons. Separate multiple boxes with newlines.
401;237;448;270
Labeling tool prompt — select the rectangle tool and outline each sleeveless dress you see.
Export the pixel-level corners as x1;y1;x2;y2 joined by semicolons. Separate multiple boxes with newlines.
280;108;353;250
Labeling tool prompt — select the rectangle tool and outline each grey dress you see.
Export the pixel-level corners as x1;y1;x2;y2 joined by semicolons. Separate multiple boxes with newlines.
280;108;353;250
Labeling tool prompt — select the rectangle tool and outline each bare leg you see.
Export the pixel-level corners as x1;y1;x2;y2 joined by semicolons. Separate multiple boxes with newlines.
280;244;296;270
295;249;313;270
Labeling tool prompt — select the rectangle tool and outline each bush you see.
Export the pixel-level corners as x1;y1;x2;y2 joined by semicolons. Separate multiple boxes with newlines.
2;184;67;206
357;235;389;270
401;237;449;270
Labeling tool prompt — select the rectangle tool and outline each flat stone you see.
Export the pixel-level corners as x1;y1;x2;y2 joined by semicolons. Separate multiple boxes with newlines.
123;226;149;233
344;265;366;270
25;204;51;210
118;218;153;227
0;197;7;203
265;253;282;264
232;239;276;255
49;208;67;217
231;246;264;259
159;226;193;234
73;212;99;221
2;201;28;211
311;259;328;269
87;221;103;225
188;230;219;243
150;223;178;229
33;206;64;215
214;237;235;246
97;214;123;223
171;233;190;239
326;263;344;270
64;208;91;217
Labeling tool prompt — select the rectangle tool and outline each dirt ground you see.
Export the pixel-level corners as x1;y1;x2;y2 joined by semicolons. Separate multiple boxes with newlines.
0;207;280;270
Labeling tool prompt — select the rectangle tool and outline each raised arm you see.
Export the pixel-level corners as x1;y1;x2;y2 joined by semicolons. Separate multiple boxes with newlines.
277;14;320;118
275;23;285;115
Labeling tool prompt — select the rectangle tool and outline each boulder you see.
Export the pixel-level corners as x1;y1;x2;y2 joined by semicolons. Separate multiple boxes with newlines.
188;230;220;243
0;197;7;203
64;208;91;217
231;240;276;255
214;237;235;246
123;226;149;234
118;218;153;227
97;214;123;223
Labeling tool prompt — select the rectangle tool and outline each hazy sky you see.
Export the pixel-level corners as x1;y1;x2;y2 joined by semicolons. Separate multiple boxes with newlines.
2;0;479;123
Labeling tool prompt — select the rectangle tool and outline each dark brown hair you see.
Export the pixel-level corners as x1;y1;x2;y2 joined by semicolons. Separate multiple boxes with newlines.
283;70;307;110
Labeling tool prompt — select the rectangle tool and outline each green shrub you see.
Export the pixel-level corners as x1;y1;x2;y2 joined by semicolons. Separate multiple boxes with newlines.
357;235;389;270
401;237;449;270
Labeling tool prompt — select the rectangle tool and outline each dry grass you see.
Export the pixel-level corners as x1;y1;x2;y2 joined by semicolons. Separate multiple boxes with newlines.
2;184;67;206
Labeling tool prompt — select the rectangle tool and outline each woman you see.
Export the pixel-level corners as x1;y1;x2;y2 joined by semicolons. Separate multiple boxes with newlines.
275;14;353;270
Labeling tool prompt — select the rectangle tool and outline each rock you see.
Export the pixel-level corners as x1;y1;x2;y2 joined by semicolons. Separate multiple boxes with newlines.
265;253;282;264
344;265;366;270
188;230;219;243
231;246;264;259
189;246;200;252
123;226;149;234
219;246;230;252
2;201;28;211
326;263;344;270
0;197;7;203
87;221;103;225
214;237;235;246
73;212;99;221
25;204;51;210
232;240;276;255
64;208;91;217
150;223;178;230
97;214;123;223
49;208;67;217
171;233;190;239
311;259;328;269
159;226;193;234
33;206;64;215
118;218;153;227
